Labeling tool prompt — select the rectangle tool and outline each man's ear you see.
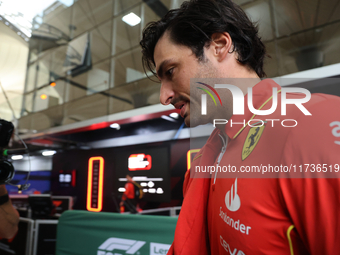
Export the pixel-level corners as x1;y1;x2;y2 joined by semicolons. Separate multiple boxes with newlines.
210;32;233;62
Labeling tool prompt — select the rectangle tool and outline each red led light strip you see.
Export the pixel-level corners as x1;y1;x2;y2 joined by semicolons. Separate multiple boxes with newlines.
87;157;104;212
71;170;76;187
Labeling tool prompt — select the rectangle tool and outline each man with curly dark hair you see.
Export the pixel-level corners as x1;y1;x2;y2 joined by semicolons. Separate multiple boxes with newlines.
141;0;265;128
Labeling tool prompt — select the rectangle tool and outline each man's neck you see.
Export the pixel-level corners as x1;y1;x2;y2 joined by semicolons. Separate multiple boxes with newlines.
215;124;228;139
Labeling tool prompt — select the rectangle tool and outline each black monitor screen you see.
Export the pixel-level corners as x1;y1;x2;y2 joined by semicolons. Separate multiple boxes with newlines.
28;194;54;218
114;146;170;203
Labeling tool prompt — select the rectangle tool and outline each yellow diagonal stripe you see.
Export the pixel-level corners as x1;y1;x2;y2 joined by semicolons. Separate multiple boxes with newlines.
197;87;217;106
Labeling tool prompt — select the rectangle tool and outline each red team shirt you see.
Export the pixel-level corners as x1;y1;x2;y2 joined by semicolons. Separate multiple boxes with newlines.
168;79;340;255
122;182;135;200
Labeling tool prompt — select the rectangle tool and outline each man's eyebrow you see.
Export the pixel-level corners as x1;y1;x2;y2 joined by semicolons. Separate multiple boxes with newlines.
156;59;173;79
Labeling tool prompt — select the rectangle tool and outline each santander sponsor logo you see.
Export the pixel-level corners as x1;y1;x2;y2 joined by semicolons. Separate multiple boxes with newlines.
220;178;251;235
225;178;241;212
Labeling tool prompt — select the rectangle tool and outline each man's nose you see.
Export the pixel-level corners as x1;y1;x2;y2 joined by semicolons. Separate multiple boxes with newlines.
159;81;174;105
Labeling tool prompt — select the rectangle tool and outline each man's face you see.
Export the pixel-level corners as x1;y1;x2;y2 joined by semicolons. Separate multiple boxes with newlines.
154;33;218;127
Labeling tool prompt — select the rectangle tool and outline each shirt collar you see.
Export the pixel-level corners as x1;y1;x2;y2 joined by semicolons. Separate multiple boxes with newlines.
225;79;281;140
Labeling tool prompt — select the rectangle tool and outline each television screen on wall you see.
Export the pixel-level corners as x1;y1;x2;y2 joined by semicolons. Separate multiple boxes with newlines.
114;146;171;203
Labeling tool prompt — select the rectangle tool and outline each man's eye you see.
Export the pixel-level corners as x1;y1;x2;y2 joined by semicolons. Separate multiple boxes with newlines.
166;68;174;77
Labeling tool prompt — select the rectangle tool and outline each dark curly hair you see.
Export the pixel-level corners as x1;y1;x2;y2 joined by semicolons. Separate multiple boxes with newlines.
140;0;267;78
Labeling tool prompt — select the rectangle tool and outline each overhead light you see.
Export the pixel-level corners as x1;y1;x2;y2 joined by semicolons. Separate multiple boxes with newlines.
40;94;47;100
50;82;56;87
122;12;141;26
12;155;23;160
170;112;179;119
161;115;177;122
110;123;120;130
42;150;56;156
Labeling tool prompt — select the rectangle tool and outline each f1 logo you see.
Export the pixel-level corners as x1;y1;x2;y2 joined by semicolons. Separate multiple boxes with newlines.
97;237;145;254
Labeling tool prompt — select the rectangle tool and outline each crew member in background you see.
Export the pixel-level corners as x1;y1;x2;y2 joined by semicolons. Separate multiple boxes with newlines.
0;184;19;239
120;174;137;213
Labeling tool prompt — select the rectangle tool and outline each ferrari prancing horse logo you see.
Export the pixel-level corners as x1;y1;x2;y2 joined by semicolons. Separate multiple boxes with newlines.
242;125;265;161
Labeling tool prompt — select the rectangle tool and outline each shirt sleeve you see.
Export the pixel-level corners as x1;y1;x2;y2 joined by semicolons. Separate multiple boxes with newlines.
279;94;340;254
